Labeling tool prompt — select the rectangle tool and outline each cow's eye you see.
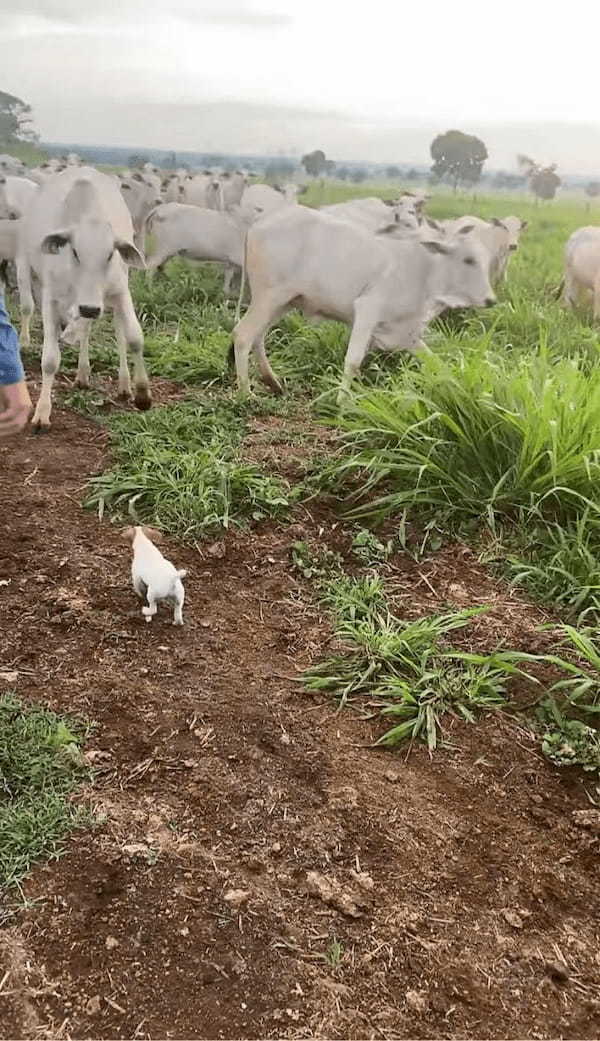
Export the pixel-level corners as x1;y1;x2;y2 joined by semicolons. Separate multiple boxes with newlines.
72;247;80;263
463;257;475;266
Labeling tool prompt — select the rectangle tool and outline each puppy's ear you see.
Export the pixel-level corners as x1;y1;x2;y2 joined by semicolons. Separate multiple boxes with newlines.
141;525;164;543
121;526;136;543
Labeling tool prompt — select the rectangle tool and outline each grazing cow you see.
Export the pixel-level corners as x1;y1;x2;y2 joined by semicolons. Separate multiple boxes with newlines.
163;172;187;203
444;215;527;283
145;202;247;294
320;196;421;234
232;206;495;399
220;171;249;210
0;219;20;289
0;176;38;219
562;226;600;317
120;173;162;250
182;172;222;209
17;166;150;429
0;154;26;177
238;182;300;222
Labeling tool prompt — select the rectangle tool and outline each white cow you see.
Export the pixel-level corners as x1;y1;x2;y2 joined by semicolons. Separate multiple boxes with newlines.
182;172;222;209
320;196;421;234
0;175;38;219
120;173;162;250
232;206;495;399
67;152;83;166
17;166;150;429
163;172;186;203
0;219;20;289
444;215;527;283
562;226;600;317
220;171;249;210
238;183;299;222
145;202;246;294
0;154;26;177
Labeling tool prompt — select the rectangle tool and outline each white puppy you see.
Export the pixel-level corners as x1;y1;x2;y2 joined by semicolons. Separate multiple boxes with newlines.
122;526;187;625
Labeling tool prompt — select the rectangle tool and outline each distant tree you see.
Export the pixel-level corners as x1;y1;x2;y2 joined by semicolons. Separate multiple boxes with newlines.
350;167;368;183
161;151;177;170
301;149;328;178
405;168;420;182
0;89;38;146
128;154;147;170
336;166;350;181
530;163;561;201
585;181;600;199
430;129;488;192
385;165;401;180
324;159;336;177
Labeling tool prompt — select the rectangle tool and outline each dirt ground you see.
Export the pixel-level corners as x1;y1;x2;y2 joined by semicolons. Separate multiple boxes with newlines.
1;384;600;1041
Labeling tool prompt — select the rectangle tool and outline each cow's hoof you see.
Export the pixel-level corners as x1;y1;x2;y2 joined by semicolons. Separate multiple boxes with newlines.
117;390;132;402
134;390;152;411
31;420;51;434
75;378;91;390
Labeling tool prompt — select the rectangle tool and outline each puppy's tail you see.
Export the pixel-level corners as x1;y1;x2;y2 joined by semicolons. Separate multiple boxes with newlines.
177;569;188;580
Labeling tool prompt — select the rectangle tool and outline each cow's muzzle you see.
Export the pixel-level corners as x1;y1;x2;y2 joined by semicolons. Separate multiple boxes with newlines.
79;305;101;319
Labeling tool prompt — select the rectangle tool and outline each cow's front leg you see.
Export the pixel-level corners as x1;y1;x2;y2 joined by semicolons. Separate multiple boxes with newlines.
31;289;61;430
337;300;377;405
110;292;151;409
75;318;93;387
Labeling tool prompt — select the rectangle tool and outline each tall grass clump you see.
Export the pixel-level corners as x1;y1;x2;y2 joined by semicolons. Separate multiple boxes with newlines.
0;694;90;889
86;401;289;537
328;343;600;528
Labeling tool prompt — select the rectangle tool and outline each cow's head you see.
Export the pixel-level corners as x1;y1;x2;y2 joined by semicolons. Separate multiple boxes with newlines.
42;214;144;320
422;225;496;311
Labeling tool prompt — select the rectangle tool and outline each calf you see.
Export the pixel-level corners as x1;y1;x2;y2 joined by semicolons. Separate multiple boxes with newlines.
444;215;527;283
563;226;600;317
0;176;38;220
145;202;247;294
18;165;150;429
232;206;495;400
320;196;421;234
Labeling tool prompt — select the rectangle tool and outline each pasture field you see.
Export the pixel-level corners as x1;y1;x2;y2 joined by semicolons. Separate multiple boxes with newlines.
3;186;600;1039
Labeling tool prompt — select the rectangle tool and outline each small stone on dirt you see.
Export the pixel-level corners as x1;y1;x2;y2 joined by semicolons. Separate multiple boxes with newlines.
572;809;600;834
105;935;120;950
85;995;102;1016
545;959;569;983
349;869;375;891
501;908;524;929
206;541;226;558
0;671;18;683
406;989;429;1013
224;888;250;909
385;769;400;783
305;871;362;918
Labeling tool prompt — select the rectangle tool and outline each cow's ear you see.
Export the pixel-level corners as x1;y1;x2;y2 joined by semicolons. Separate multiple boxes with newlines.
41;230;71;254
120;181;132;190
457;223;476;235
383;198;396;206
115;240;146;268
420;238;451;255
490;217;506;228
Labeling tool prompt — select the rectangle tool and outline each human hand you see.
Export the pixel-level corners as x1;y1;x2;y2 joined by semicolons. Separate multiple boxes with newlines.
0;381;32;437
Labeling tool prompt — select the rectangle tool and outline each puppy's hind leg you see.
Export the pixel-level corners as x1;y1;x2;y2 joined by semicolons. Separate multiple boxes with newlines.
132;575;148;600
142;590;158;622
172;580;185;626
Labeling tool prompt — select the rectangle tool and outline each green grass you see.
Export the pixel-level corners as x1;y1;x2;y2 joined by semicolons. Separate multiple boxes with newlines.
0;694;90;889
86;400;289;536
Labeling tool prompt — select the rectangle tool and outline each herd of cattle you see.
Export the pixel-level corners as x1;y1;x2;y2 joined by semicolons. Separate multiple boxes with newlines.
0;150;599;426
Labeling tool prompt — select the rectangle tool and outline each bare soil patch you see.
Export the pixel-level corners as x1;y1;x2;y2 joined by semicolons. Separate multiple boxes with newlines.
1;388;600;1040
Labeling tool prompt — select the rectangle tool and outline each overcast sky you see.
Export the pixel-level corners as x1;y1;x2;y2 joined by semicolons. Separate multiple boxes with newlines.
2;0;600;171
